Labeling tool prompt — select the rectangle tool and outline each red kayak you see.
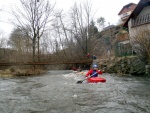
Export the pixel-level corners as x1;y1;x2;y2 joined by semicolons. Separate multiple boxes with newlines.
87;77;106;83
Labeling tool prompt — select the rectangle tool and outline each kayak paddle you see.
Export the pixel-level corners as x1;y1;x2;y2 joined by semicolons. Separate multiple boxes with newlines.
76;72;98;84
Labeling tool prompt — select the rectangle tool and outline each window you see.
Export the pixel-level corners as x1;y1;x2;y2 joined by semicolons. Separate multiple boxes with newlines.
127;6;131;9
123;13;128;16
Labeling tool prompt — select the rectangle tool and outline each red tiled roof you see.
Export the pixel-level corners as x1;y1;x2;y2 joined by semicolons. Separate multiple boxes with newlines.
118;3;137;15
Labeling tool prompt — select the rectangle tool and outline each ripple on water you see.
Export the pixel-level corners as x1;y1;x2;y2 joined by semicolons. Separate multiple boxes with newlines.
0;71;150;113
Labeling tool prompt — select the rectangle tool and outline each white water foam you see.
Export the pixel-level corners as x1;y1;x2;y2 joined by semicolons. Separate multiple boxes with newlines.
62;71;88;80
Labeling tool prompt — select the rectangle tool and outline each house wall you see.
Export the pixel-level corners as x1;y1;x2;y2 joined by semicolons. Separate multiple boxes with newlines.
128;19;150;38
138;6;150;16
128;5;150;38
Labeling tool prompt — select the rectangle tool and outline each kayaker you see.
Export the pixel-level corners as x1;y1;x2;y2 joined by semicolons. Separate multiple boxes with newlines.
85;64;103;77
92;55;97;60
86;53;91;58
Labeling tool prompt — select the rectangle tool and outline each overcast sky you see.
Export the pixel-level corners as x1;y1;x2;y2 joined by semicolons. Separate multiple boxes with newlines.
0;0;140;36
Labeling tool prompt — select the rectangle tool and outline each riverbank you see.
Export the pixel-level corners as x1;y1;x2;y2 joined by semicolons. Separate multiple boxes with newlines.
0;67;47;77
98;56;147;76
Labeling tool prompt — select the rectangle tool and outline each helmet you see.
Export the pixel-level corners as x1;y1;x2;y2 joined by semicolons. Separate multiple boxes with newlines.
92;64;98;68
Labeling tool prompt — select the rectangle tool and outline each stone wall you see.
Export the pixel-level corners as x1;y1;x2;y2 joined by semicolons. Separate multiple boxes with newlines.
100;56;146;75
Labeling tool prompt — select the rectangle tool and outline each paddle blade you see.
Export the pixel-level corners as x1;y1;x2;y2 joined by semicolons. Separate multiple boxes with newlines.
76;80;83;84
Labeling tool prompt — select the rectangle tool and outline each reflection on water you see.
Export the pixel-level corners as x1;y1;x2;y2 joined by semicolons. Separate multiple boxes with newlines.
0;70;150;113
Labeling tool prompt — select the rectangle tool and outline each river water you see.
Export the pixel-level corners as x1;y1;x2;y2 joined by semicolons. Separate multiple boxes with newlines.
0;70;150;113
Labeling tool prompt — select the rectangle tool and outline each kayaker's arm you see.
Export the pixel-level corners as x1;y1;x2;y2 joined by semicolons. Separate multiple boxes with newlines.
98;70;103;75
85;70;92;77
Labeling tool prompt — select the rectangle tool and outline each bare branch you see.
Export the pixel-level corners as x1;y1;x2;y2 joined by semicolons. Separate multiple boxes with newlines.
131;28;150;64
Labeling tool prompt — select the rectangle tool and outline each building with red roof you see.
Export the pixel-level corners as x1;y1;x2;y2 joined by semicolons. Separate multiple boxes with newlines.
118;3;137;23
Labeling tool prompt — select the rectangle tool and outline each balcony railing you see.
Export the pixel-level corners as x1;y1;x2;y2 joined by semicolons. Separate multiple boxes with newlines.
131;13;150;27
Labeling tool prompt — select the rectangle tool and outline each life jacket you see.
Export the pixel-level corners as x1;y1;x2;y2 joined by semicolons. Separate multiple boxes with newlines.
91;70;98;77
86;69;103;77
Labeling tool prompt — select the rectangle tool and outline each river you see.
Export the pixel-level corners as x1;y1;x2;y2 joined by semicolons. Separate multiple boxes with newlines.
0;70;150;113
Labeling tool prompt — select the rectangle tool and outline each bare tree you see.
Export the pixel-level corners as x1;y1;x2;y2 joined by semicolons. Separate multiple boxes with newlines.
69;1;95;55
0;31;7;48
11;0;55;62
53;11;69;58
131;28;150;64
